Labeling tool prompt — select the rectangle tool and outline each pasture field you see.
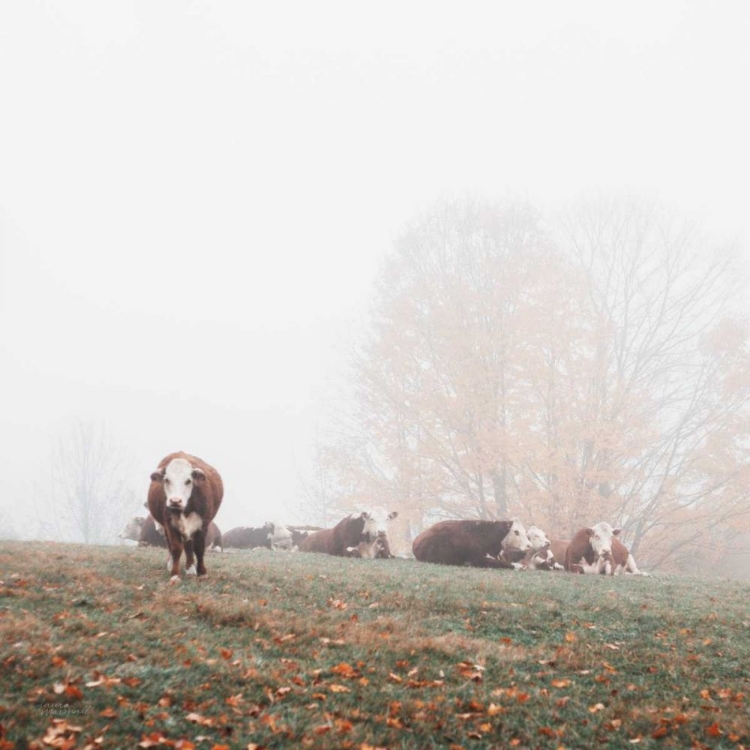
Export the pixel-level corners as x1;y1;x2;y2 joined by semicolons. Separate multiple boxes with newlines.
0;541;748;749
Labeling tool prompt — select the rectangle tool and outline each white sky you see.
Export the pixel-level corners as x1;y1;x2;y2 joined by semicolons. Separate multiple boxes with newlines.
1;1;749;533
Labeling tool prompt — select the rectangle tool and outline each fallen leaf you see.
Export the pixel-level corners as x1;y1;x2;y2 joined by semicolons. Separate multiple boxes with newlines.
551;679;571;688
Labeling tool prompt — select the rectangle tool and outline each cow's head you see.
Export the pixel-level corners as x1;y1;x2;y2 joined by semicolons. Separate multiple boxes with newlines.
500;518;532;554
526;525;551;551
357;509;398;559
119;516;145;541
268;522;293;550
584;521;621;557
150;458;205;511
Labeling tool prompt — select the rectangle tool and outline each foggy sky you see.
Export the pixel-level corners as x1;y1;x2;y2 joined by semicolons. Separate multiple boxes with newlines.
1;1;748;534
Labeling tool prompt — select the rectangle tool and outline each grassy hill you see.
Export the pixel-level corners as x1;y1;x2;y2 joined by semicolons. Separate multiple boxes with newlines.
0;541;748;749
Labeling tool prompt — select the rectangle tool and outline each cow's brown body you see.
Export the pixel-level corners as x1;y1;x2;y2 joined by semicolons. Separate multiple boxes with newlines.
138;515;167;547
411;520;517;568
550;539;570;568
605;537;645;575
565;528;598;573
147;452;223;579
299;514;371;556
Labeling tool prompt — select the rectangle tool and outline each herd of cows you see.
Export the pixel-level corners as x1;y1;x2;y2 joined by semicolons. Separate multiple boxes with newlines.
126;451;646;583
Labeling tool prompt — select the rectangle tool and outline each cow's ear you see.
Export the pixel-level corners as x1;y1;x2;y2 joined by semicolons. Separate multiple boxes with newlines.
388;511;399;520
584;527;595;537
150;468;165;482
192;468;206;481
360;512;370;520
612;527;622;536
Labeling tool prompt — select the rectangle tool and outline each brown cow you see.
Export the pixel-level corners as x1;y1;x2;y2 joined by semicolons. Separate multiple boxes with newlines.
601;537;647;575
299;513;381;557
412;519;531;568
565;522;621;574
147;452;223;581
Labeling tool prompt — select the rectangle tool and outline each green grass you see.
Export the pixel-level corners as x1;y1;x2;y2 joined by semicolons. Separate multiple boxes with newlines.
0;541;749;749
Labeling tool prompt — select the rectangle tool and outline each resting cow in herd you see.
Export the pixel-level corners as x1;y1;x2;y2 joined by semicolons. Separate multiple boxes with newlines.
148;452;223;581
515;525;563;571
565;522;621;574
120;516;161;546
412;519;531;568
223;522;293;550
601;536;648;576
299;511;397;558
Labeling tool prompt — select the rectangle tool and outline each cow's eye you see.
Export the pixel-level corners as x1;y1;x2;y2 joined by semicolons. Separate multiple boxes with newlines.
514;530;519;535
165;479;170;486
185;479;191;486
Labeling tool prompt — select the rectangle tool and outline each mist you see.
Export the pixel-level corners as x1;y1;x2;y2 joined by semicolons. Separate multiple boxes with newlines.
1;2;748;564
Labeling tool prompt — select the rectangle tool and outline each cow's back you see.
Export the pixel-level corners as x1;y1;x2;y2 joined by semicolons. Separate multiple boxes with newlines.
299;528;333;554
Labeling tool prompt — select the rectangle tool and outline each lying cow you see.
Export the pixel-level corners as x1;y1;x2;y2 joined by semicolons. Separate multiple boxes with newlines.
516;525;563;571
299;512;397;558
412;519;531;568
565;522;620;574
120;515;167;547
287;525;323;548
223;522;293;551
601;536;648;576
148;452;223;581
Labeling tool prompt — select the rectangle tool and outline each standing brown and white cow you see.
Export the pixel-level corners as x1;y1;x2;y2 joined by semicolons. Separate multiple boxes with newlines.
412;519;531;568
147;452;223;582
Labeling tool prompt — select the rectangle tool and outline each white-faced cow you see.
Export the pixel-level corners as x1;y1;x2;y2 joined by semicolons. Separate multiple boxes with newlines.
147;452;223;582
565;521;621;574
516;525;563;571
412;519;532;568
299;512;397;558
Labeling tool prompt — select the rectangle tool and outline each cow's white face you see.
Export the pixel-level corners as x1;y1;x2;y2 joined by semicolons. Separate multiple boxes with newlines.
587;521;621;557
268;523;293;550
501;519;532;553
526;525;551;551
119;516;145;541
357;509;398;558
152;458;205;511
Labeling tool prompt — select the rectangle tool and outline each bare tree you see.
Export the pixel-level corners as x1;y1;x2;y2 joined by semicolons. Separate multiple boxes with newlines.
316;196;750;570
44;420;134;544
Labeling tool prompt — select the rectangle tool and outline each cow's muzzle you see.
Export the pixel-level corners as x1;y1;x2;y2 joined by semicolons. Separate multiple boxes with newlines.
168;498;184;511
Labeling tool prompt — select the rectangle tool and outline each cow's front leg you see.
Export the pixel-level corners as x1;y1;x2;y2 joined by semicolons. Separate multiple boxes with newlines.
184;539;196;576
480;553;513;569
164;517;184;581
193;531;207;576
167;540;183;581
